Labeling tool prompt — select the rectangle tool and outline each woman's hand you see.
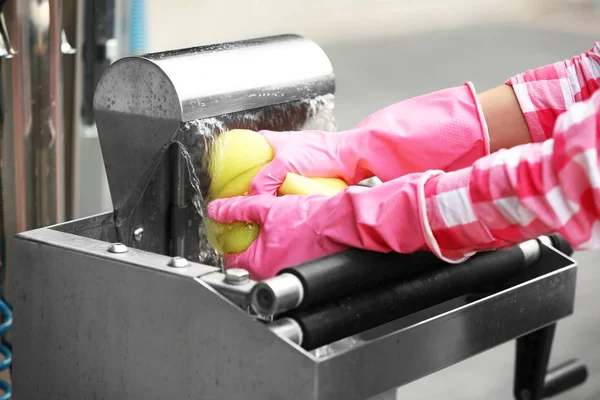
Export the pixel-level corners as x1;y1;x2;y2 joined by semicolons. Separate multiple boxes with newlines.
250;83;491;196
208;171;454;280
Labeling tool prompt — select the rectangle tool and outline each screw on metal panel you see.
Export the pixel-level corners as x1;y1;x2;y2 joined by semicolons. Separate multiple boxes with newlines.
168;256;189;268
225;268;250;285
108;243;128;253
133;227;144;242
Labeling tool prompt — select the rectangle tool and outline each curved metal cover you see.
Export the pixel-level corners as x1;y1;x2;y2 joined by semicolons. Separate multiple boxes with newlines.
93;34;335;217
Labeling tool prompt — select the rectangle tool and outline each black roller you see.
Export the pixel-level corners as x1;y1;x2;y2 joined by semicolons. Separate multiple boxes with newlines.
279;249;448;310
287;241;538;350
548;234;573;256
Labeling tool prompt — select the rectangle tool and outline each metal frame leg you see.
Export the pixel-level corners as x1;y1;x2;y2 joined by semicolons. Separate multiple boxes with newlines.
513;324;588;400
514;324;556;400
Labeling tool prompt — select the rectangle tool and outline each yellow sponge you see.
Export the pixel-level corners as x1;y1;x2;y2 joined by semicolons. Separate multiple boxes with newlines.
208;129;274;199
206;129;347;256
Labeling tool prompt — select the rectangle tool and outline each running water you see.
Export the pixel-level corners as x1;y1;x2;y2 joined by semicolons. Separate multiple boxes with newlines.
174;94;337;267
171;141;205;217
172;136;224;269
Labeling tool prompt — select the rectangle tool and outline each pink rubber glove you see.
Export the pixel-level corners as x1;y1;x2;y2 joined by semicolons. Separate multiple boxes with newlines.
207;171;468;280
250;83;490;195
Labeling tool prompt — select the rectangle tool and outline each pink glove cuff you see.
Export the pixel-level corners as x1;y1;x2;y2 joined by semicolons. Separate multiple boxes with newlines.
417;170;473;264
465;81;492;157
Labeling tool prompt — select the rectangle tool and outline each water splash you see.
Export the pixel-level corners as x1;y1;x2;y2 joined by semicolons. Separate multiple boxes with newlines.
246;306;274;323
171;141;205;217
300;93;336;132
175;94;337;267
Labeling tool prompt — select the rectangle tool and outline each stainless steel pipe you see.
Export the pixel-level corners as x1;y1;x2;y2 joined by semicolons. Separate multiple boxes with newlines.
1;0;76;302
251;273;305;316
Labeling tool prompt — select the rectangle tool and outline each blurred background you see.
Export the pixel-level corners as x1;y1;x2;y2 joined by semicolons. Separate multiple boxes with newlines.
67;0;600;218
2;0;600;399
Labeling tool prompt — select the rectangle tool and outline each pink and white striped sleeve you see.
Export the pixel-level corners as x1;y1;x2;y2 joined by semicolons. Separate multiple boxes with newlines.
422;88;600;257
506;42;600;143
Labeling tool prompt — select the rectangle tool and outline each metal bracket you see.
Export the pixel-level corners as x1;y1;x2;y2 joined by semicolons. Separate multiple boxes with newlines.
200;270;257;310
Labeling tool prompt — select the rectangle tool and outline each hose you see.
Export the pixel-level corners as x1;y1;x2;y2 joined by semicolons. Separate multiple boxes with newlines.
0;57;11;400
0;299;11;400
0;185;11;400
0;173;11;400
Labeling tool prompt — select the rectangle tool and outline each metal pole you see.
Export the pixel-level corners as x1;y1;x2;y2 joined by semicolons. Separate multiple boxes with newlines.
2;0;33;307
1;0;76;304
30;0;66;228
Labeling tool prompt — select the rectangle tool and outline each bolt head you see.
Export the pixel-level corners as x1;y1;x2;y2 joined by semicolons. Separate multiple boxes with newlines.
225;268;250;284
108;243;128;253
168;256;189;268
133;227;144;242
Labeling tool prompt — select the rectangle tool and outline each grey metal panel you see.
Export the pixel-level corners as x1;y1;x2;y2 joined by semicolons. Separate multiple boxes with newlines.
17;226;219;279
12;230;318;400
51;211;117;241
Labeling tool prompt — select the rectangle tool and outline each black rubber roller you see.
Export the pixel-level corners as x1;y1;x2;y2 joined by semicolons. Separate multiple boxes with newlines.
278;249;448;311
548;234;573;256
287;240;540;350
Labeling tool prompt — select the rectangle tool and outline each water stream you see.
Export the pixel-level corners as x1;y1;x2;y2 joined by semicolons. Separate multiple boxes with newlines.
172;141;205;217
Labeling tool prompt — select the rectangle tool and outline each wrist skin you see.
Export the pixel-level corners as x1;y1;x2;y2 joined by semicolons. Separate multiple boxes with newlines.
478;84;533;151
